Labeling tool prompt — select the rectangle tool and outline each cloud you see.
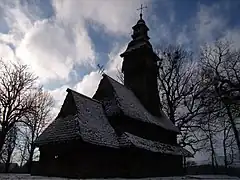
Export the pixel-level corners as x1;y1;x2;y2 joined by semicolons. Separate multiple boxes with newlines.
48;71;103;116
16;19;95;83
0;0;154;85
74;71;102;97
224;30;240;49
105;44;126;80
1;0;240;120
0;1;36;46
1;0;156;122
48;0;155;98
0;1;96;84
52;0;151;35
195;4;226;43
194;2;240;48
48;84;69;117
0;43;15;60
176;25;191;46
72;43;127;98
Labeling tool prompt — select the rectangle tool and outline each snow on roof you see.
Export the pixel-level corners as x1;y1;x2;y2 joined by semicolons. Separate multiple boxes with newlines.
35;114;80;145
36;86;186;156
124;132;193;157
36;90;121;148
70;90;120;148
104;75;179;133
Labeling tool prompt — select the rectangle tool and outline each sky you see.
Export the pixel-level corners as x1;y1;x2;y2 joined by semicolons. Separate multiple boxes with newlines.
1;0;240;164
0;0;240;116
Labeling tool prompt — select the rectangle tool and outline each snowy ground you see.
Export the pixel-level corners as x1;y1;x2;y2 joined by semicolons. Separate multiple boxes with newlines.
0;174;239;180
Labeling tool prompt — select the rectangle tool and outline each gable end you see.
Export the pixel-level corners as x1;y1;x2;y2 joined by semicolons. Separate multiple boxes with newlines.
57;90;77;118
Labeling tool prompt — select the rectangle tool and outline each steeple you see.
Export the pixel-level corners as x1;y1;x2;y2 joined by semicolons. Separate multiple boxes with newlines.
131;15;150;41
131;4;149;41
120;6;152;58
120;10;161;117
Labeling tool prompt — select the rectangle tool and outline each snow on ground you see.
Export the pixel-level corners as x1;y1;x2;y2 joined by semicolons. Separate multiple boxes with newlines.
0;174;239;180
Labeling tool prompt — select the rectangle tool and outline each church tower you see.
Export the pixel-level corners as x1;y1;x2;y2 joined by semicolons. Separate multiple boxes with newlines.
120;9;161;117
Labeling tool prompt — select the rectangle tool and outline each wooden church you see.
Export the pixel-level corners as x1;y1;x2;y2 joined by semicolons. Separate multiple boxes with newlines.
34;11;192;178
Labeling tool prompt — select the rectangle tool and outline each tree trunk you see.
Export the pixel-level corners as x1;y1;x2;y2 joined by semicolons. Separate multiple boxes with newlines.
208;121;217;172
210;137;216;169
209;133;215;166
223;129;228;170
27;143;35;173
5;149;12;173
0;131;6;155
225;105;240;161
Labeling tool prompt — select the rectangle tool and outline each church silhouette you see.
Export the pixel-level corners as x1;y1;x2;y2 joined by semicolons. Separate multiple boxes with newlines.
34;10;192;178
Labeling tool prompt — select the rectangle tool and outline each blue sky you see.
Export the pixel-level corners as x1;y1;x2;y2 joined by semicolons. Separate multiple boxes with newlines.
0;0;240;112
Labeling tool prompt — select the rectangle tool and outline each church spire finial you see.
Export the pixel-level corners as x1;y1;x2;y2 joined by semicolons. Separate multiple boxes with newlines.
137;4;147;19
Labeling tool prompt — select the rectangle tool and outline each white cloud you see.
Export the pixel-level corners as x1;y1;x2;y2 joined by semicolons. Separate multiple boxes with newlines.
0;1;37;46
48;84;69;117
16;19;95;83
49;85;68;105
72;43;126;98
1;0;154;85
52;0;151;35
105;44;126;80
74;71;102;97
0;1;96;83
0;43;15;60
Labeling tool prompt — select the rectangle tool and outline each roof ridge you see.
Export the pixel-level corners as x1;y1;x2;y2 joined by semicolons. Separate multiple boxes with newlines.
103;74;137;98
67;88;102;104
102;75;179;133
102;74;126;87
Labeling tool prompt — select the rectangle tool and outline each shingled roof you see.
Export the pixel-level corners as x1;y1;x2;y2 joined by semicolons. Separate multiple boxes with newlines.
36;89;120;148
70;90;120;148
103;75;179;133
122;132;193;157
36;80;191;157
35;114;80;144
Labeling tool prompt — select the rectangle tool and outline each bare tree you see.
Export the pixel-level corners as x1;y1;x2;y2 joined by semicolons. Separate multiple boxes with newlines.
222;117;235;168
116;42;240;164
199;110;222;169
0;59;37;157
200;40;240;160
5;125;17;172
0;124;18;172
24;88;54;173
155;45;209;153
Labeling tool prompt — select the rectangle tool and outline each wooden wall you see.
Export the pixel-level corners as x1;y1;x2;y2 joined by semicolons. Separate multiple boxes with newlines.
33;140;183;178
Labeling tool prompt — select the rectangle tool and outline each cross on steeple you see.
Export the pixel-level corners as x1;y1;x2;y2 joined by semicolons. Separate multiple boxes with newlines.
137;4;147;19
97;64;105;75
